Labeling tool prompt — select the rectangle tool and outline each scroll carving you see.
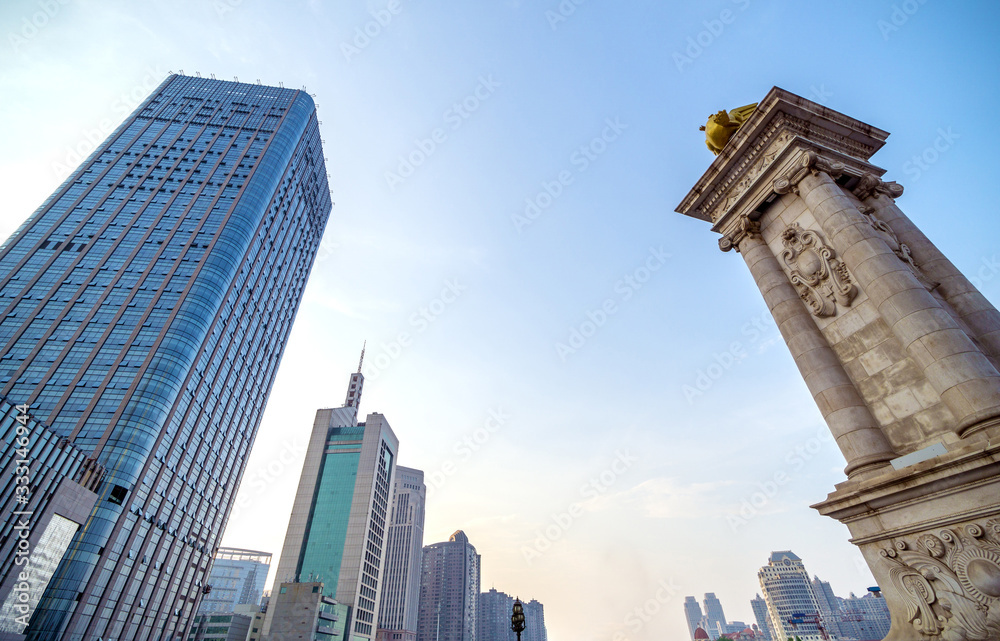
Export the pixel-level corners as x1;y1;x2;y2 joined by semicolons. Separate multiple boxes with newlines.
853;172;905;201
718;216;760;253
773;151;845;195
879;520;1000;640
859;206;938;291
780;223;857;317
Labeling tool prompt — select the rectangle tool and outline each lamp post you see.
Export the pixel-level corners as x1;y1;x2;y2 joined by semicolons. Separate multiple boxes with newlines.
511;597;526;641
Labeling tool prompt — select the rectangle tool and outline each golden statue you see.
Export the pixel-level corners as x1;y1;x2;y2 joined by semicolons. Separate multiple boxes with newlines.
699;103;757;155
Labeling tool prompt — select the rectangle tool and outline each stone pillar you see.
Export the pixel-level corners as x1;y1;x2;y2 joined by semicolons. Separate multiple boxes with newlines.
855;176;1000;379
724;219;896;479
676;87;1000;641
779;154;1000;437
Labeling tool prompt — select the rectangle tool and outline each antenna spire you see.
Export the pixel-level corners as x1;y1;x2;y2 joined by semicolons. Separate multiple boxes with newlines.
358;340;366;374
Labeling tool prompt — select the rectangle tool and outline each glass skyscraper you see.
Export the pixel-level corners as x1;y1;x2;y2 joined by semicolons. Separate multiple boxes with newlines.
0;73;331;639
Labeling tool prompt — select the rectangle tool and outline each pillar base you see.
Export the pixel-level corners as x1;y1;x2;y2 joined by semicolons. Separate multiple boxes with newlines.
813;426;1000;641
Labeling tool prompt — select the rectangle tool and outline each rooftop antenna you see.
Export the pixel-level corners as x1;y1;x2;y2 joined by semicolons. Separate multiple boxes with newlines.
357;340;366;374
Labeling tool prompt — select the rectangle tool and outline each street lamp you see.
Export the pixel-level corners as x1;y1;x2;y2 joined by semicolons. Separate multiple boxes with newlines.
511;597;526;641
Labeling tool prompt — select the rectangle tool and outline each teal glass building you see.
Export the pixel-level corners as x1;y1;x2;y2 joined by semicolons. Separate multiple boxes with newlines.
0;74;331;639
268;366;399;641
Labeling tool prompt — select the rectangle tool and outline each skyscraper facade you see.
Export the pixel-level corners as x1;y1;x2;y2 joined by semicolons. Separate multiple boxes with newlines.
477;588;515;641
0;74;331;640
377;466;426;641
683;596;703;641
198;547;272;613
758;551;826;641
521;599;547;641
267;364;399;641
701;592;727;637
748;594;772;641
416;531;481;641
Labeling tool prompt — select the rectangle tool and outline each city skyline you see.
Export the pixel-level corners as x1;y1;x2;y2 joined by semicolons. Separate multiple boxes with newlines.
3;2;1000;640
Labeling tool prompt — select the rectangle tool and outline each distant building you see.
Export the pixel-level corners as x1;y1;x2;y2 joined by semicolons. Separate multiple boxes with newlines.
377;467;427;641
684;597;704;640
758;551;826;641
749;594;772;641
478;588;514;641
417;531;481;641
837;592;891;641
264;355;399;641
199;548;272;613
810;575;844;639
702;593;727;634
186;612;252;641
477;590;546;641
522;599;547;641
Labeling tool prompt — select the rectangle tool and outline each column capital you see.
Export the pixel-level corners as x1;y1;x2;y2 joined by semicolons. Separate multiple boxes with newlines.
773;150;845;195
718;216;760;252
852;172;905;201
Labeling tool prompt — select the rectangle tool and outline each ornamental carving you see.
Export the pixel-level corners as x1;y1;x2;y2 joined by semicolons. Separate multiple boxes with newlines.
879;520;1000;640
859;206;938;291
780;223;857;317
853;172;905;201
718;216;760;253
773;151;845;195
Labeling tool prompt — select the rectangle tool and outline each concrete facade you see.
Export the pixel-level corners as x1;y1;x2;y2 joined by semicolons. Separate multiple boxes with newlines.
416;531;480;641
377;466;426;641
677;87;1000;641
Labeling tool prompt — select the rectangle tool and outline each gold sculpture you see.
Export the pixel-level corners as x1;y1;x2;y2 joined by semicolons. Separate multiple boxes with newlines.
699;103;757;155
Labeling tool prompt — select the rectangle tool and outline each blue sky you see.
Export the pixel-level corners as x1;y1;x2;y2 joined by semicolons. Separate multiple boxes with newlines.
2;1;999;639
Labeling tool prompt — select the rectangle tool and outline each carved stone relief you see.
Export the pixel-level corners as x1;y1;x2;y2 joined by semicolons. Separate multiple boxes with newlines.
780;223;857;317
860;205;938;291
879;520;1000;640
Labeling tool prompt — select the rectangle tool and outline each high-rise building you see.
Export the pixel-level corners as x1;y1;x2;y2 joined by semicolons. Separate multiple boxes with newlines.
748;594;772;641
702;593;727;635
186;611;253;641
810;575;844;639
838;592;891;641
477;588;514;641
199;547;272;613
521;599;547;641
683;596;704;641
266;359;399;641
758;551;826;641
417;530;481;641
0;73;331;640
476;590;546;641
377;466;426;641
260;582;347;641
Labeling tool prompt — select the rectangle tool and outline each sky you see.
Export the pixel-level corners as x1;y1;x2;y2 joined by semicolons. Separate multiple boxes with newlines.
2;1;1000;639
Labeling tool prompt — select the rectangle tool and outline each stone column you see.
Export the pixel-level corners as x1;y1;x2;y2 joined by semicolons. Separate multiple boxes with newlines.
724;218;896;479
854;176;1000;373
784;153;1000;436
